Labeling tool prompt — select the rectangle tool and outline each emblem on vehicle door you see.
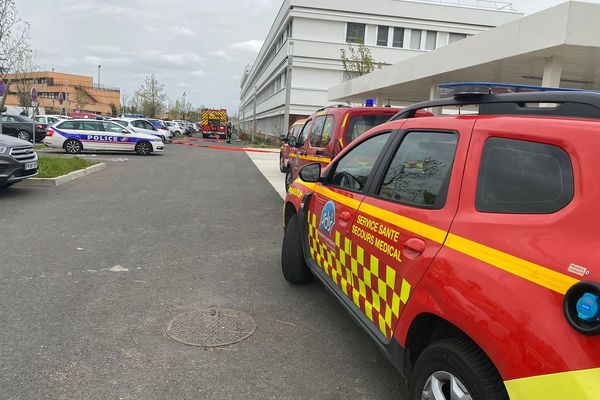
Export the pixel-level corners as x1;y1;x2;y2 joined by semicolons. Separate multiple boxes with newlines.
319;201;336;236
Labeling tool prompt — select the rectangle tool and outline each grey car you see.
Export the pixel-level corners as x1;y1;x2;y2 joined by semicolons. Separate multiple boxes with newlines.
0;134;38;189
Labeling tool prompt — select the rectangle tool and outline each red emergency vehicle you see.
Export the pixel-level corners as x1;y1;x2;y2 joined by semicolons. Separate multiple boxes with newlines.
282;83;600;399
201;109;227;139
284;106;403;190
279;118;307;173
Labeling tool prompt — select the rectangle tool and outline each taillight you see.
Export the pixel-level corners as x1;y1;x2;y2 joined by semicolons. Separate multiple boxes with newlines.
46;129;55;137
35;124;44;129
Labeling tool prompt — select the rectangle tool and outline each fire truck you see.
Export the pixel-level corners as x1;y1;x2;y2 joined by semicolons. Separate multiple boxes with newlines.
201;109;227;139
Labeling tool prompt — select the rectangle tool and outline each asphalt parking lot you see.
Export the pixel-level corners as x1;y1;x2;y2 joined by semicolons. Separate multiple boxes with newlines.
0;143;404;400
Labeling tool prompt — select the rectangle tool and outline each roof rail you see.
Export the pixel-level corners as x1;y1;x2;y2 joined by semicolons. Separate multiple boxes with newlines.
315;104;350;113
390;91;600;121
438;82;591;97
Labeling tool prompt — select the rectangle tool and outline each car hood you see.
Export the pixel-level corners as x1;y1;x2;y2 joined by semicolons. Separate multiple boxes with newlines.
130;132;159;140
0;133;32;147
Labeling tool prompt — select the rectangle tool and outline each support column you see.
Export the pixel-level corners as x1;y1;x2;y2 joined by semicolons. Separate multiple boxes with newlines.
430;85;442;116
283;41;294;134
542;56;563;88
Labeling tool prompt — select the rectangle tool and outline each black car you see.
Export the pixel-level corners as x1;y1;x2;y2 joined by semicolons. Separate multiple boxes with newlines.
0;133;38;189
0;114;47;142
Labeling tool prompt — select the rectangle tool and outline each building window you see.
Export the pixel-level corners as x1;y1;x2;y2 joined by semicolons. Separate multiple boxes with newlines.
410;29;422;50
425;31;437;50
449;33;468;43
346;23;366;44
377;26;389;46
392;27;404;48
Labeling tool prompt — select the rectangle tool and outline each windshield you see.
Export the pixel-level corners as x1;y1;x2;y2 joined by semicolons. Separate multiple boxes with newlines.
346;114;393;144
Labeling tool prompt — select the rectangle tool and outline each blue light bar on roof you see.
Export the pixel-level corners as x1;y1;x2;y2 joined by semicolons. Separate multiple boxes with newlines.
437;82;590;98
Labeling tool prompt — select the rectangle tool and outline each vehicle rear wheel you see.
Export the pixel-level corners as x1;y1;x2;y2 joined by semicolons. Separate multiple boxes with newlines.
135;141;152;156
17;130;31;142
281;214;312;284
64;139;82;154
409;338;508;400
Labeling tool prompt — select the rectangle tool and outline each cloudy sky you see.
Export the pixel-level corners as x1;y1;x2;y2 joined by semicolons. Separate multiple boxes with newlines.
16;0;593;112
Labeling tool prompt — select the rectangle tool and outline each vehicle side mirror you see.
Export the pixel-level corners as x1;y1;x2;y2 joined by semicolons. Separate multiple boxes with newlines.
299;163;322;183
288;136;298;147
122;129;129;134
279;134;288;142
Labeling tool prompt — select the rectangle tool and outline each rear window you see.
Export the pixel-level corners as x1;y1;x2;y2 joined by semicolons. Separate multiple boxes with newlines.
476;138;574;214
346;114;393;144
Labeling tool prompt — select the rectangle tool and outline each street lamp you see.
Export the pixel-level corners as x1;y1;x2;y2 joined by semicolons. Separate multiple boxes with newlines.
182;92;187;120
97;65;101;88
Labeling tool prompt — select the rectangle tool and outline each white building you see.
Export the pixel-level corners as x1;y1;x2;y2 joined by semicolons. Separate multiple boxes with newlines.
328;1;600;105
239;0;521;137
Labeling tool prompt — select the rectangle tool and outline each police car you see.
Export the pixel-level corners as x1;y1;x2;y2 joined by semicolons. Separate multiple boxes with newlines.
283;83;600;400
43;119;164;155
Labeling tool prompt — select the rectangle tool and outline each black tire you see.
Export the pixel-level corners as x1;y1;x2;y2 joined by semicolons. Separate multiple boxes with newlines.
64;139;82;154
17;130;31;142
285;170;294;191
279;155;287;173
281;214;312;284
409;338;508;400
0;182;15;189
135;141;152;156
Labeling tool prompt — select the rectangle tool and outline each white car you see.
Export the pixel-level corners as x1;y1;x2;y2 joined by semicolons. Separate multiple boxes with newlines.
34;115;70;126
111;118;170;143
166;121;188;135
44;119;164;156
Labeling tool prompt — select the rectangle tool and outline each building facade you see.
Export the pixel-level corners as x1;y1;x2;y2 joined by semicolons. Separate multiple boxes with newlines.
239;0;521;137
3;71;121;116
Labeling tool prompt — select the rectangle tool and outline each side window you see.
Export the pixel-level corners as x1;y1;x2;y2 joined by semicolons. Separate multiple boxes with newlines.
35;116;44;123
103;122;124;133
132;121;143;129
82;121;102;131
329;132;391;193
378;131;458;209
298;120;312;146
309;116;327;147
48;117;58;124
318;115;335;148
142;121;155;130
476;138;574;214
58;121;75;130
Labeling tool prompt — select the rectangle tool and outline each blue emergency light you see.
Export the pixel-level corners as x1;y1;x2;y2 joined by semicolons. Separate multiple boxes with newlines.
437;82;594;98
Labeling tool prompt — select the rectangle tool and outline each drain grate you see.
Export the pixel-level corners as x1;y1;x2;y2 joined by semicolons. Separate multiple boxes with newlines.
165;307;256;348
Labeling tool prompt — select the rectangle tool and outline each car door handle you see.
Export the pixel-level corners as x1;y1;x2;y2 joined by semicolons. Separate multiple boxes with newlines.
402;238;426;259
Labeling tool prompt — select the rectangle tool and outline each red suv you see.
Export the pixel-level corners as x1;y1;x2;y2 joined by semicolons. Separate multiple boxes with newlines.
279;118;307;173
282;86;600;399
284;106;401;190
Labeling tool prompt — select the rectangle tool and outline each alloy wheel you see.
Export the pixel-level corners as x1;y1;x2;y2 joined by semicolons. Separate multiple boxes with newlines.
421;371;472;400
17;131;31;141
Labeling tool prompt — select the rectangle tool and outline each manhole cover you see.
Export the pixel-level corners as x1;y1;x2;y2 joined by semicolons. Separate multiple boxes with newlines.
165;307;256;348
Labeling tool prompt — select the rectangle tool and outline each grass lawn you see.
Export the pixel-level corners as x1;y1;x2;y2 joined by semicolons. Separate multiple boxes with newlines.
37;156;96;179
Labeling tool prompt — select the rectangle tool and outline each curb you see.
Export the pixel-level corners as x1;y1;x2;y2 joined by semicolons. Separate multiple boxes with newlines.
18;163;107;187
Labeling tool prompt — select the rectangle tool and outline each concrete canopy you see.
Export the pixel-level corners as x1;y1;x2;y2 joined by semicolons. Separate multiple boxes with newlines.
328;1;600;105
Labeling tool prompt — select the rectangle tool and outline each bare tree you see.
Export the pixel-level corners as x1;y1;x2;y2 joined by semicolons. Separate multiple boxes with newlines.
135;74;167;118
13;53;38;111
0;0;33;117
340;43;383;80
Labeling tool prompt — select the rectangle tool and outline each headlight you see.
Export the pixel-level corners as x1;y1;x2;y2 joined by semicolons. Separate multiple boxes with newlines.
0;147;7;154
564;281;600;335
